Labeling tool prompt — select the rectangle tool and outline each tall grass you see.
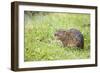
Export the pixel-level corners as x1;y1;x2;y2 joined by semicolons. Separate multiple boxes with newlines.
24;11;90;61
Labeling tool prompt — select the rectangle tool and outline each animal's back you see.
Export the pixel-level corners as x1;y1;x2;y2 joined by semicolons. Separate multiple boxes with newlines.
67;29;84;48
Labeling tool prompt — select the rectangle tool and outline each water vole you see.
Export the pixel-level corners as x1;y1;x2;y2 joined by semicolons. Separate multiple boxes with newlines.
54;28;84;49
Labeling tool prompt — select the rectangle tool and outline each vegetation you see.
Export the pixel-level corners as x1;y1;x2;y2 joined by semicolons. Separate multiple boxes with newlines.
24;11;90;61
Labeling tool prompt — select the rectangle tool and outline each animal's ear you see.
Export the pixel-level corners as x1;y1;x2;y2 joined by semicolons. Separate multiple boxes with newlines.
61;30;66;35
63;30;66;33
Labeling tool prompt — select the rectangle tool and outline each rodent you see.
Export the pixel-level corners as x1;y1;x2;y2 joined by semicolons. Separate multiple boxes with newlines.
54;28;84;49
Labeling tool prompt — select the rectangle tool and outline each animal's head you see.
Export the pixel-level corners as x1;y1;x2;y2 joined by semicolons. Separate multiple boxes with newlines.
54;29;67;40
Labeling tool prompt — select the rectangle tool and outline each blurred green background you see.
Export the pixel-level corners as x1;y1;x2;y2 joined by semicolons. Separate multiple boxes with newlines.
24;11;90;61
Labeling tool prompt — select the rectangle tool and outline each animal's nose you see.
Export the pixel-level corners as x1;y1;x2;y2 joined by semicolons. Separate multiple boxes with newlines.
54;33;57;36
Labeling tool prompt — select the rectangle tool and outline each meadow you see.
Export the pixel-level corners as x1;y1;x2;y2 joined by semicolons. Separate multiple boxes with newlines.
24;11;90;61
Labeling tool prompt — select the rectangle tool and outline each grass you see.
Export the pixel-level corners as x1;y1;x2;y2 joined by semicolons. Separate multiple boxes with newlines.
24;11;90;61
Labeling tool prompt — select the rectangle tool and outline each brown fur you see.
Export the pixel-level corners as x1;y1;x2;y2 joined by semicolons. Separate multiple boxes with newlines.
54;28;84;49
